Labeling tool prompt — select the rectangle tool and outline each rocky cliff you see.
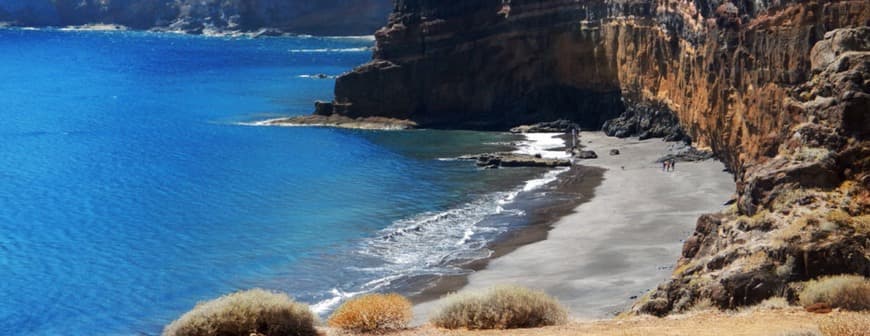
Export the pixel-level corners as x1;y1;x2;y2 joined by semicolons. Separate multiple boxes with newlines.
323;0;870;315
0;0;392;35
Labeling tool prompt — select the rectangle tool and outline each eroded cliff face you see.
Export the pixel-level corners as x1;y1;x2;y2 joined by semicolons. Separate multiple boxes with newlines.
327;0;870;315
0;0;392;35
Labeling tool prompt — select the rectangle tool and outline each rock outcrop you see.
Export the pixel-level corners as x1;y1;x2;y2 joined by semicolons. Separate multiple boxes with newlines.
321;0;870;315
458;153;572;168
0;0;392;36
510;120;581;133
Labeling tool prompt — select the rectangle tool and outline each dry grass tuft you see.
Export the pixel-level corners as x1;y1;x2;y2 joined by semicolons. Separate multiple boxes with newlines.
799;275;870;311
818;313;870;336
328;293;412;333
431;285;568;330
753;297;791;310
163;288;317;336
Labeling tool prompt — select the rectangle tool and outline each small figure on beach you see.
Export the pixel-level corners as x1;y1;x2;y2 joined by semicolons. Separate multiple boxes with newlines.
571;127;578;149
662;159;676;172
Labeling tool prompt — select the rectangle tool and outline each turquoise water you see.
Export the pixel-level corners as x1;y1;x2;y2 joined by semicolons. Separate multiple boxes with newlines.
0;29;553;335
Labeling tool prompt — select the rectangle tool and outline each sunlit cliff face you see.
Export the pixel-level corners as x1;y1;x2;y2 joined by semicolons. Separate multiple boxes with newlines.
323;0;869;315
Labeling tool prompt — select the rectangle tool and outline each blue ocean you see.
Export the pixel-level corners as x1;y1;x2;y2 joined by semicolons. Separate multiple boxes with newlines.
0;29;563;335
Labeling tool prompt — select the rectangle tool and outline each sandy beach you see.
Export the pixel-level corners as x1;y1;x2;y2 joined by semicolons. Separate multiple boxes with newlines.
414;132;735;322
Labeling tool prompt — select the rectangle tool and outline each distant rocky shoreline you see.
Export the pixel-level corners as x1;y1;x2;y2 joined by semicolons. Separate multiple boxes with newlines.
0;0;392;36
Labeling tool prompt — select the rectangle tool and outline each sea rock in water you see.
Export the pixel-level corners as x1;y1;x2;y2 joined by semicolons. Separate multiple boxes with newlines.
509;119;581;133
459;153;571;168
610;149;620;156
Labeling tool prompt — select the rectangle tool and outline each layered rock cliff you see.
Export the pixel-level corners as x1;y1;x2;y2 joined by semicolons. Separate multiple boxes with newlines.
0;0;391;35
322;0;870;315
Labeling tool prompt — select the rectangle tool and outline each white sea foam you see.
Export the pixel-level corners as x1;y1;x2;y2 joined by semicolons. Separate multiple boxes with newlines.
522;166;570;191
311;288;365;314
513;132;572;159
297;74;337;79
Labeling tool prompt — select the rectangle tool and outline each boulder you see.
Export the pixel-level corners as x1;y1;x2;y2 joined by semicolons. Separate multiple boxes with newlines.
609;149;620;155
575;150;598;159
658;143;714;162
458;153;571;168
804;303;832;314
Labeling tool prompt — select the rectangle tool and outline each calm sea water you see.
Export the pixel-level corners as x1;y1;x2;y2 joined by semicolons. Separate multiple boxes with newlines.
0;29;560;335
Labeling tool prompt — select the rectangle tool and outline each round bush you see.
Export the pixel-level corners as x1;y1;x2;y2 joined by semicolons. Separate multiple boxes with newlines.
163;289;317;336
431;285;568;329
327;293;412;332
799;275;870;311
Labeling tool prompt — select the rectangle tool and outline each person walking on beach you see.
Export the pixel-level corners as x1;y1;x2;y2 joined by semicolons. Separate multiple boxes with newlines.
662;160;668;171
671;159;676;171
571;127;577;149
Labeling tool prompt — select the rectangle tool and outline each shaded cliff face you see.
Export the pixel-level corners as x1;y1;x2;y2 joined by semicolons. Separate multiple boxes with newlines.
328;0;870;314
0;0;392;35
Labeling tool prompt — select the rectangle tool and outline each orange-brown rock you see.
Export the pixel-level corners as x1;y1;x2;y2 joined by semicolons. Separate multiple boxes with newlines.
805;302;833;313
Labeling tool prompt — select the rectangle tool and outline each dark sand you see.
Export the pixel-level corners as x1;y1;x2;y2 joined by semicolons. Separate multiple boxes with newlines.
413;132;735;323
409;165;605;304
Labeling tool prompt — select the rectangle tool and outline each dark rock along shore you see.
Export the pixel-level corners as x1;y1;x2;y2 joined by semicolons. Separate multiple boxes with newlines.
317;0;870;316
0;0;392;35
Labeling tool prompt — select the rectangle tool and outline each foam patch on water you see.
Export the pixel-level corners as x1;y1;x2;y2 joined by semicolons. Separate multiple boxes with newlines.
513;132;571;159
310;288;366;314
522;166;570;191
296;74;337;79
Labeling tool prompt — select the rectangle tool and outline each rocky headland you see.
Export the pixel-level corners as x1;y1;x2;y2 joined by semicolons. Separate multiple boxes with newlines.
0;0;392;36
315;0;870;316
250;114;418;130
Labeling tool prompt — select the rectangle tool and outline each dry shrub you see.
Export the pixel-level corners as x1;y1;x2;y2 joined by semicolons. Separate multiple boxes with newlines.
431;285;568;330
818;313;870;336
738;296;792;315
799;275;870;311
163;289;316;336
754;297;791;310
327;293;412;333
686;298;716;314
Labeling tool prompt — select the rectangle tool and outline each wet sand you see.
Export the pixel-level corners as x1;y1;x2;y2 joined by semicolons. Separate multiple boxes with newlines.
413;132;735;322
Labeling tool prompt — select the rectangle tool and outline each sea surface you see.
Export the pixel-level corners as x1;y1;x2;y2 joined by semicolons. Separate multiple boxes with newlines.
0;29;565;335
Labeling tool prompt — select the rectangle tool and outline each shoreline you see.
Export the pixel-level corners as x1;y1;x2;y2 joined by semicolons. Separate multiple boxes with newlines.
409;165;605;304
412;132;735;322
304;130;583;315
